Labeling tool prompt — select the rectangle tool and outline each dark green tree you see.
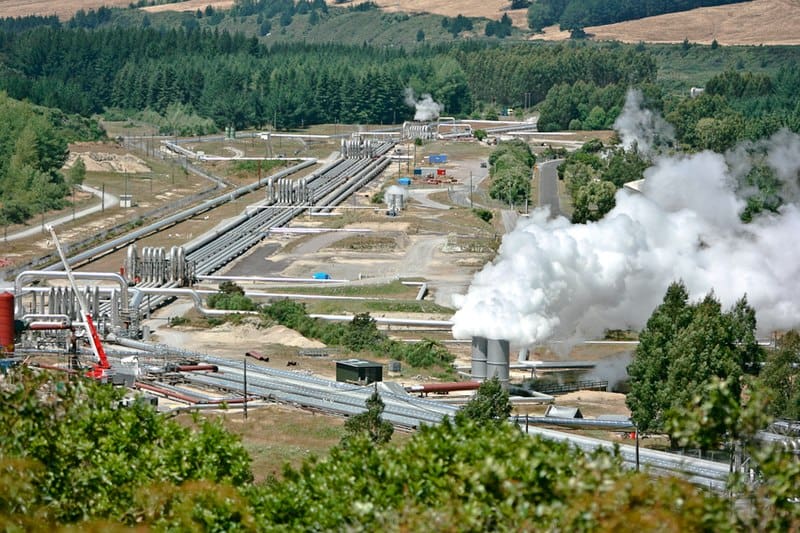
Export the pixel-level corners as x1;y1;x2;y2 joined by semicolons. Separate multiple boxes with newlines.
455;376;512;425
758;330;800;420
66;156;86;188
571;179;616;223
342;313;382;352
627;284;760;444
342;391;394;445
626;281;694;435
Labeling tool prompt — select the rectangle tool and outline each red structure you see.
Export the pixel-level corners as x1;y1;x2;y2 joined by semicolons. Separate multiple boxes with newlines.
0;292;14;353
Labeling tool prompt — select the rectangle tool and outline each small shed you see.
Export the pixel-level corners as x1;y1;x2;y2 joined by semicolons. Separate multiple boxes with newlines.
336;358;383;384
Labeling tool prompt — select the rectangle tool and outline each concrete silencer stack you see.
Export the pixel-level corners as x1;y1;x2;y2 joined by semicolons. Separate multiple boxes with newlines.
470;336;488;381
486;338;510;389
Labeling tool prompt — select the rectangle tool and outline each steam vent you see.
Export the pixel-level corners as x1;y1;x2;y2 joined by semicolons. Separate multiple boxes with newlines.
471;336;510;388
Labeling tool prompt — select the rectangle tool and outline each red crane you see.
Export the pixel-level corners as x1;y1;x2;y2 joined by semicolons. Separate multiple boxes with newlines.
47;226;111;379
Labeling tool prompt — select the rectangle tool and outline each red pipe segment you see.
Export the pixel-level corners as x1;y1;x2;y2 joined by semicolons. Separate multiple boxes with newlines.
27;322;72;330
31;362;78;374
405;381;481;393
135;381;246;405
135;381;200;404
175;364;219;372
245;351;270;361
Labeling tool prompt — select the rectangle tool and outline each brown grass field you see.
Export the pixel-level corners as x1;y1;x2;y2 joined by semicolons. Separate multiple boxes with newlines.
585;0;800;45
2;0;798;45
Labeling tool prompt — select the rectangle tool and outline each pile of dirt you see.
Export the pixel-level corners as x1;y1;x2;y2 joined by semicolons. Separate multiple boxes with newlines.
155;322;325;353
556;390;630;417
63;152;151;174
258;325;326;348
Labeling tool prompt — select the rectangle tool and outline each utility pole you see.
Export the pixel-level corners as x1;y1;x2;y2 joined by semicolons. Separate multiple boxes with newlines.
469;171;473;208
243;355;248;420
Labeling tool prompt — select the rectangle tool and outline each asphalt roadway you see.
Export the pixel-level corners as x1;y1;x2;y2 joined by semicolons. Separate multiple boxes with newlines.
538;159;563;218
3;184;119;242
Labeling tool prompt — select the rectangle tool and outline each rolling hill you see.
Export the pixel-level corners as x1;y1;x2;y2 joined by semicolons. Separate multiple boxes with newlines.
1;0;799;46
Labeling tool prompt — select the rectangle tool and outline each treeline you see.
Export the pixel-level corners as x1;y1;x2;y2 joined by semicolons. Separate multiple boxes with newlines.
0;15;59;33
540;64;800;143
666;67;800;152
459;43;656;110
0;24;655;129
261;300;455;368
206;290;455;369
0;93;103;225
528;0;748;31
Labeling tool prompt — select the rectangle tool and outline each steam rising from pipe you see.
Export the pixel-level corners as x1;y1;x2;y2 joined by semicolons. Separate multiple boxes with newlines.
404;88;443;121
452;92;800;346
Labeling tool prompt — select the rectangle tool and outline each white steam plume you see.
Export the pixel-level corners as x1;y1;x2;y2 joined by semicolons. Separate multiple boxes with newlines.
384;185;408;209
452;102;800;346
404;88;443;121
613;89;675;157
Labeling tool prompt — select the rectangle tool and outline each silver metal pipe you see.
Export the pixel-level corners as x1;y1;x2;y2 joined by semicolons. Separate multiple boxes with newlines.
22;313;71;325
15;271;132;317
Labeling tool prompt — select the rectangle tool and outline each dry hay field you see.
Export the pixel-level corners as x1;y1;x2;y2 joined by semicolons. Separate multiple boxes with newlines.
0;0;128;19
1;0;798;45
362;0;530;29
585;0;800;45
0;0;233;19
0;0;530;26
140;0;233;15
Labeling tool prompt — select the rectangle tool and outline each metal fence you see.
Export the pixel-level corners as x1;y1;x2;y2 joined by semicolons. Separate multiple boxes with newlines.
533;379;609;395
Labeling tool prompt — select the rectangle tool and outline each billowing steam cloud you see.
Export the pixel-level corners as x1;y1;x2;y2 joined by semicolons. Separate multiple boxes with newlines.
613;89;675;157
452;93;800;346
404;88;443;121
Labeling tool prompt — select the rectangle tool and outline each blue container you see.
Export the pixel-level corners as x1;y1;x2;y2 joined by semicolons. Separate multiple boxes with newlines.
312;272;331;280
413;168;423;175
398;177;412;186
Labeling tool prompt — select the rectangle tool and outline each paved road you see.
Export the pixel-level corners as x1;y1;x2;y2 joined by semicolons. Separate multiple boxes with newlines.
3;184;119;241
538;159;563;218
408;188;451;210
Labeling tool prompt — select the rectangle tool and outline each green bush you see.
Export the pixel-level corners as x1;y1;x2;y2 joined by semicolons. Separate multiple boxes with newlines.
207;293;257;311
472;208;493;222
0;369;252;524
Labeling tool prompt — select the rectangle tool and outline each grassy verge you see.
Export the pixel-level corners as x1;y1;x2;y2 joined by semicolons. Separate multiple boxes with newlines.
305;299;454;316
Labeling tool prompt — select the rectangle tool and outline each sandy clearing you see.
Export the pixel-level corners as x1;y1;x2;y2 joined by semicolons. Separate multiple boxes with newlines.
63;152;152;174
